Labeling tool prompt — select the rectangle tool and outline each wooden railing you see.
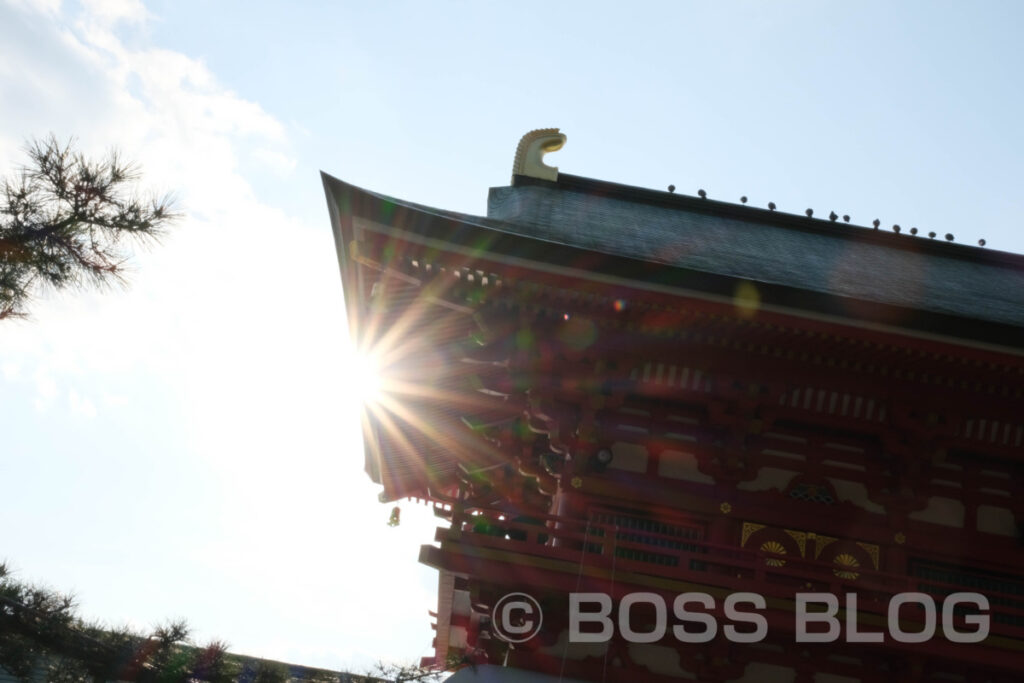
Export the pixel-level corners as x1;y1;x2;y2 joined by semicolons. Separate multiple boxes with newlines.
439;505;1024;640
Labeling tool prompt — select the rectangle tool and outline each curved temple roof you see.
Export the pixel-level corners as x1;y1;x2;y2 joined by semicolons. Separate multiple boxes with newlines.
325;170;1024;354
490;174;1024;333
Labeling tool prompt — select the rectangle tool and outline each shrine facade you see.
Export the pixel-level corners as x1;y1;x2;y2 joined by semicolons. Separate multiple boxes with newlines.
324;130;1024;682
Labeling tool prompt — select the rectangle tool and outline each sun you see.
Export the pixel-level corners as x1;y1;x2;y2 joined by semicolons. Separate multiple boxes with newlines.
351;350;383;404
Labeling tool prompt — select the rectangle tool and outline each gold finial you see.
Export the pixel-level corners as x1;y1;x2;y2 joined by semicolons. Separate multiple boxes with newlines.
512;128;566;182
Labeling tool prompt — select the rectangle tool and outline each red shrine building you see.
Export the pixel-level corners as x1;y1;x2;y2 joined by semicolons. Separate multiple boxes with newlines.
324;130;1024;683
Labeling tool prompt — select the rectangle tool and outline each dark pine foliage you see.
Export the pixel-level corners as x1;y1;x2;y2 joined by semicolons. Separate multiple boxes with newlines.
0;135;177;319
0;563;234;683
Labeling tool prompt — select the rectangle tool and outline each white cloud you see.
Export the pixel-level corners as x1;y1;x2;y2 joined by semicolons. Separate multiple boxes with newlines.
32;365;58;412
1;362;20;380
0;0;421;671
69;388;98;418
79;0;147;25
251;146;298;175
4;0;61;17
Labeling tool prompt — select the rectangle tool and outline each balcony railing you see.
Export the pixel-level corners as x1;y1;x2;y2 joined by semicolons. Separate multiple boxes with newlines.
438;505;1024;641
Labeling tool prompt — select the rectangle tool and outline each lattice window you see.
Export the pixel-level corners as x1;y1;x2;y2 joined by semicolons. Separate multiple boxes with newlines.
587;511;703;568
787;480;836;505
911;560;1024;627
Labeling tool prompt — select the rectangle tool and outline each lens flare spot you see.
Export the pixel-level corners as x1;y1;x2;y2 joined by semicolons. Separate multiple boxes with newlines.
613;299;627;312
515;329;534;350
557;316;598;351
733;280;761;319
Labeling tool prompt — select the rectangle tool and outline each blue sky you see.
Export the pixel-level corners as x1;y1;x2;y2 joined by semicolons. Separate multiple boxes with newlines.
2;0;1024;674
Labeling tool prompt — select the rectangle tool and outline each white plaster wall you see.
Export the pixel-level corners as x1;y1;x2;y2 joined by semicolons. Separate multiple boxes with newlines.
626;643;697;679
535;629;607;661
909;497;965;528
977;504;1016;536
815;674;861;683
737;467;799;492
658;449;714;484
453;589;471;616
827;478;886;514
608;442;649;473
729;662;795;682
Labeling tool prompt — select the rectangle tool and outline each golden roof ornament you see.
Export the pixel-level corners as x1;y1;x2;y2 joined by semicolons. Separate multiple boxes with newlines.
512;128;566;182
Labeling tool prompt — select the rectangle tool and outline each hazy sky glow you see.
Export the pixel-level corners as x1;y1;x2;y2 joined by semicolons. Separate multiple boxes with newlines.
2;0;1024;673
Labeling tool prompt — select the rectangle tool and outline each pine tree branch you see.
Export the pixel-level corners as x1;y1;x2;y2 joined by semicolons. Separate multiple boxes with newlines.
0;134;178;319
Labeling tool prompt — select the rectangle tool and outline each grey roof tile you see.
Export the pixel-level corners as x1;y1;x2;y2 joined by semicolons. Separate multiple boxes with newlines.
487;181;1024;329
